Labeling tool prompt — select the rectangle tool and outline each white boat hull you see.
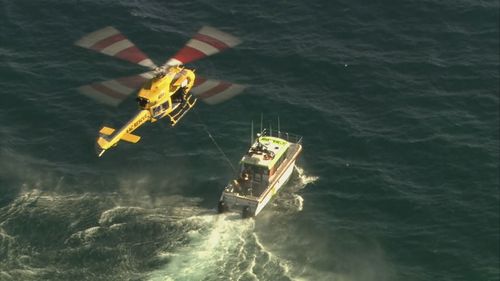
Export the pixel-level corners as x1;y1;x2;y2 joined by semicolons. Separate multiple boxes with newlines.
219;142;302;217
254;158;295;215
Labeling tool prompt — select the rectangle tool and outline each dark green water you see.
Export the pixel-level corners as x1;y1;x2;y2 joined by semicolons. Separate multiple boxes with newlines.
0;0;498;280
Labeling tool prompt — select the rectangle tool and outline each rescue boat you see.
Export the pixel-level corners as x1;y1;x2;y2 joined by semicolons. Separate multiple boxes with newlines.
218;128;303;218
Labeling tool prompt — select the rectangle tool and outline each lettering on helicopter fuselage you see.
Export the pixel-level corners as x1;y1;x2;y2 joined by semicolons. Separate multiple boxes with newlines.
126;114;148;134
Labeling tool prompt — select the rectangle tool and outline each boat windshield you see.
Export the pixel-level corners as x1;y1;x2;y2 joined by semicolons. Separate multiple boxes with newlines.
240;163;269;185
233;164;269;197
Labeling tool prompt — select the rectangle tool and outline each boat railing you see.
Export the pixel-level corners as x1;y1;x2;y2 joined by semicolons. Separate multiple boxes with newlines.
263;129;303;144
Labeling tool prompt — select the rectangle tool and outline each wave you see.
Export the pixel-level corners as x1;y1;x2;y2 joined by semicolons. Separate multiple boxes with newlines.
147;213;294;281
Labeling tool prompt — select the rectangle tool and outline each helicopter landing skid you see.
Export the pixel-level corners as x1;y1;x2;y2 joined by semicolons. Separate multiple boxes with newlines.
169;94;197;126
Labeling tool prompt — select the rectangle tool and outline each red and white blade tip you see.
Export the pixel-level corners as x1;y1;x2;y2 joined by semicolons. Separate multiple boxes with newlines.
78;72;154;106
75;26;157;69
166;26;241;66
191;77;246;105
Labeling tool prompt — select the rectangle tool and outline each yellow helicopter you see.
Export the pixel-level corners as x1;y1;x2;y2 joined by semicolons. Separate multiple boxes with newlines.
75;26;244;157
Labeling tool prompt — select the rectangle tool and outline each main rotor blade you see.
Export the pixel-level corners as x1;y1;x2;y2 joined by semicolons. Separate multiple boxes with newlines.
166;26;241;66
77;72;154;106
191;76;246;105
75;26;157;69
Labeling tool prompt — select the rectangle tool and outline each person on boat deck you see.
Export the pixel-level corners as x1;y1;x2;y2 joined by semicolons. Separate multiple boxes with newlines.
232;179;241;193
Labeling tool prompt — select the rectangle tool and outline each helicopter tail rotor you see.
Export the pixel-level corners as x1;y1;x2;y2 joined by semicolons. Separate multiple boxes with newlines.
165;26;241;66
75;26;157;69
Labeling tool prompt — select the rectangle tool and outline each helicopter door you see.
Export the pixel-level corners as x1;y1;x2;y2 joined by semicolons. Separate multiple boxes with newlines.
171;87;184;104
152;105;162;118
152;100;171;118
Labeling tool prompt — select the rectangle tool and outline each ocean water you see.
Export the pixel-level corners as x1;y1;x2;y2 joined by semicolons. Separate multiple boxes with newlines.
0;0;498;280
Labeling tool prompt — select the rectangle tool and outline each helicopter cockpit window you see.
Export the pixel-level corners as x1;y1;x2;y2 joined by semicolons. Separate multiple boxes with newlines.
161;100;171;110
136;97;149;109
170;83;179;93
153;105;162;117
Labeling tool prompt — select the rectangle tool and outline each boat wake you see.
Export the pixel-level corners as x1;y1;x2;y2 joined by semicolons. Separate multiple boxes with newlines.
0;159;320;281
294;165;319;188
269;165;318;213
147;213;293;281
147;166;319;281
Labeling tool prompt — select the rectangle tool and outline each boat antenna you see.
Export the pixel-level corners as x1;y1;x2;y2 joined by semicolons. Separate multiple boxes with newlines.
260;113;263;134
278;115;281;138
251;120;254;145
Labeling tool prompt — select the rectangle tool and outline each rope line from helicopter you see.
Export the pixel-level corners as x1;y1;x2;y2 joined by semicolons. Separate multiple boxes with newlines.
194;111;236;174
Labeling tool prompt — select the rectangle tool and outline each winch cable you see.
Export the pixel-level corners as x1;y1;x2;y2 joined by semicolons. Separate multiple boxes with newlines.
194;111;236;174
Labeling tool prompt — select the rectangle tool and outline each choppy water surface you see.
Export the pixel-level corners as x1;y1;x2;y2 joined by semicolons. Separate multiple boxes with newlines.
0;0;498;280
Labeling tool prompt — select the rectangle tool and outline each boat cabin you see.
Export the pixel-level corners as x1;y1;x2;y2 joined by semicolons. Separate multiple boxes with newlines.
233;136;291;197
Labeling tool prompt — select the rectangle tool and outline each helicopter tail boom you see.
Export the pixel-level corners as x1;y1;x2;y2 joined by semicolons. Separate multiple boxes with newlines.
95;110;151;157
99;127;141;143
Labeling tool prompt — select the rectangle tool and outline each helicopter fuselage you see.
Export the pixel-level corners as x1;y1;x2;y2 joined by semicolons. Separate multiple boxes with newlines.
137;65;196;122
95;65;197;157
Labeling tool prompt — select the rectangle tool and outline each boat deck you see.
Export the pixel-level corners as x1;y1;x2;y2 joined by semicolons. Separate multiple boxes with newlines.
218;129;303;217
228;142;302;200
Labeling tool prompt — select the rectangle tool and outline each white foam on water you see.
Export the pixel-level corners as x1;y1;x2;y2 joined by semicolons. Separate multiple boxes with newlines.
269;166;318;213
292;194;304;211
145;167;320;281
0;160;324;281
294;165;319;188
147;213;293;281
